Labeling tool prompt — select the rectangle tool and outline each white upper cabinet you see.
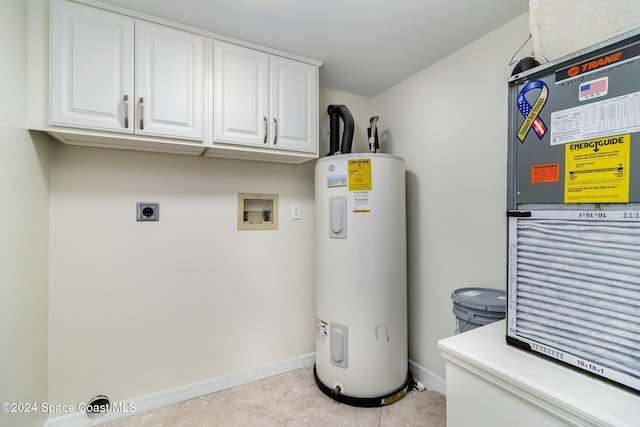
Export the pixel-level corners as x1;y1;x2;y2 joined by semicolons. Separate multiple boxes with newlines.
135;21;203;140
39;0;320;162
269;56;318;153
214;41;318;154
213;41;269;147
50;0;204;141
50;0;134;132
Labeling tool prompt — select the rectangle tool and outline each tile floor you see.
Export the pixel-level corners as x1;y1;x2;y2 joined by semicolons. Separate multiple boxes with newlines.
98;366;446;426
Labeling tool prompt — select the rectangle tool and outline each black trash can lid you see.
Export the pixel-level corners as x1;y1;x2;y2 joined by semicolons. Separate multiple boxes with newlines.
451;287;506;312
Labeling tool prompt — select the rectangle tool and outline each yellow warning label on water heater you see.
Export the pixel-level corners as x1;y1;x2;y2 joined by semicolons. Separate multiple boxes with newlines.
348;159;372;191
564;134;630;203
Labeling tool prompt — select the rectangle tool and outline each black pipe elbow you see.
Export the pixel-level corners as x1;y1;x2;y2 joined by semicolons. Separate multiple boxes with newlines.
327;104;354;155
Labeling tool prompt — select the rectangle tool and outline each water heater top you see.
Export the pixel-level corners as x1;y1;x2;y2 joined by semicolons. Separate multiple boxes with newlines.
316;153;405;165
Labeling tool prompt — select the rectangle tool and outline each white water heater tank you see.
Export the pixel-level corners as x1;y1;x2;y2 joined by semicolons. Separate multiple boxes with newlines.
314;153;410;407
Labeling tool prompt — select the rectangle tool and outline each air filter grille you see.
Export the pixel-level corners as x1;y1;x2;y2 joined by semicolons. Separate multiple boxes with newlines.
507;212;640;390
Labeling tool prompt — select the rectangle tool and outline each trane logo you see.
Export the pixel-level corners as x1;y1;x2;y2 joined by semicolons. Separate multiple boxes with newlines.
554;41;640;83
566;51;622;77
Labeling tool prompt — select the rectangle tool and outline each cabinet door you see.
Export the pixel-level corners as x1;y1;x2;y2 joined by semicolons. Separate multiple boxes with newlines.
269;56;318;153
214;41;269;147
135;21;204;140
50;0;134;132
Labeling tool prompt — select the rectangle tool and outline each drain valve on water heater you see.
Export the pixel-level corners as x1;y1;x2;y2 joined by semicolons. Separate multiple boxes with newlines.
331;383;343;395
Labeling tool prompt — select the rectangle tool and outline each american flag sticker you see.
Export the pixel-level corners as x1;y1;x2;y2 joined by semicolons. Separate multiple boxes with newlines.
579;76;608;101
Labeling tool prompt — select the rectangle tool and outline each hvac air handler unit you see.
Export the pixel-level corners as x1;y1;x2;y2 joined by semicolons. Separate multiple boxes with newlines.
507;28;640;394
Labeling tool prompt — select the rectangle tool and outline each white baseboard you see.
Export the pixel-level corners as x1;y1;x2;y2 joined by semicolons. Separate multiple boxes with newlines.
409;359;446;395
45;354;444;426
45;353;316;427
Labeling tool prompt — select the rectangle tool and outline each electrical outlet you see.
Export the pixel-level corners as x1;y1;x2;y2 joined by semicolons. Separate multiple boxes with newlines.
291;203;301;220
137;202;159;221
322;124;330;142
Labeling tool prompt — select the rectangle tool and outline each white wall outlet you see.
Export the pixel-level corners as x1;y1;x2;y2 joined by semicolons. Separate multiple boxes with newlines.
322;124;330;142
291;203;301;220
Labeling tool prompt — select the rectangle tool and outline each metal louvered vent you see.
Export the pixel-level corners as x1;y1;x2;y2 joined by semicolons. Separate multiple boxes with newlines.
507;211;640;392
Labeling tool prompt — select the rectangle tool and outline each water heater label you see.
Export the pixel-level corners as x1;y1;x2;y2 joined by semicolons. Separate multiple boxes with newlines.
348;159;372;191
352;191;371;213
316;316;328;345
327;162;347;188
326;162;347;188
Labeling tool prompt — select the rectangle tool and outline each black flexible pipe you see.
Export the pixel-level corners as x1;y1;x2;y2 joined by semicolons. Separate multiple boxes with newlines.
328;105;341;155
327;105;354;155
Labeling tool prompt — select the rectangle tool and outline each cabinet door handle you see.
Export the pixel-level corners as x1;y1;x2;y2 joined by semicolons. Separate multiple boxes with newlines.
263;116;268;144
139;97;144;130
273;118;278;145
123;95;129;128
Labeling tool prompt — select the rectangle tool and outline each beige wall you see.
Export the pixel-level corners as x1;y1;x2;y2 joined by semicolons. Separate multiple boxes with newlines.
0;1;50;427
47;145;316;404
44;87;374;407
373;13;531;380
